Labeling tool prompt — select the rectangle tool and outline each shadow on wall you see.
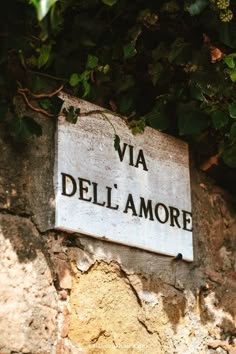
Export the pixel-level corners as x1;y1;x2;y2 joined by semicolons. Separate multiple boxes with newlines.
0;212;60;300
0;214;43;262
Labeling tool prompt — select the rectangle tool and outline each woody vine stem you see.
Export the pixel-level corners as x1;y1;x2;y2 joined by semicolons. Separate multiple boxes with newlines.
17;84;120;148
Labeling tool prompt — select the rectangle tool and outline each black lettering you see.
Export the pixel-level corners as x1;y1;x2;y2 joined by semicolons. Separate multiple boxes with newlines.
182;210;192;232
92;182;105;206
123;193;137;216
117;142;128;162
61;173;77;197
106;184;119;210
78;177;92;202
129;145;134;166
169;206;181;228
135;149;148;171
139;197;154;220
154;203;169;223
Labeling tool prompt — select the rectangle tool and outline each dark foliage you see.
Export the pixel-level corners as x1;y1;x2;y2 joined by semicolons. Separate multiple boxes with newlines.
1;0;236;194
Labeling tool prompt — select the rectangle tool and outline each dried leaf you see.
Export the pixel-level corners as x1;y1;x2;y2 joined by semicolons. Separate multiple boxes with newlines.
202;34;224;62
210;46;224;63
200;153;220;171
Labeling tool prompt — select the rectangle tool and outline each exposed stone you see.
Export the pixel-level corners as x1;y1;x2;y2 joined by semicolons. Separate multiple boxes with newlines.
219;246;233;271
56;339;71;354
208;340;236;353
68;262;162;353
68;247;95;273
201;268;224;284
61;305;70;338
59;290;69;301
0;214;58;353
55;258;72;289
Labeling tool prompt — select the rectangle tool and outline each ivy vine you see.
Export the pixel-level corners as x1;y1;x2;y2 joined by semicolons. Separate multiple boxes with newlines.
1;0;236;193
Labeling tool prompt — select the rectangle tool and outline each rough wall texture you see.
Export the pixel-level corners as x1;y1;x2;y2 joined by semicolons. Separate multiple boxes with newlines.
0;215;57;353
0;97;235;354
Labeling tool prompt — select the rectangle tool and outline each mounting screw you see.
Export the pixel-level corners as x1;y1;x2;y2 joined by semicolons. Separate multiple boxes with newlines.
174;253;183;260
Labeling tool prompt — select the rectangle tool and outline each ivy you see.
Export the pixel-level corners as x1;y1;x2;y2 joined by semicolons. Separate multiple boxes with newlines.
30;0;58;21
211;110;229;129
2;0;236;194
62;106;80;124
13;115;42;141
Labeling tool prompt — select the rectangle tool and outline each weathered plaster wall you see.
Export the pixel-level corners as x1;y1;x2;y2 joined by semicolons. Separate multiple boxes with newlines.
0;98;235;354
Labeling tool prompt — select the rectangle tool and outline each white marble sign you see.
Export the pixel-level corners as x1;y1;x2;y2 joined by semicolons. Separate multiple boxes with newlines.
55;94;193;261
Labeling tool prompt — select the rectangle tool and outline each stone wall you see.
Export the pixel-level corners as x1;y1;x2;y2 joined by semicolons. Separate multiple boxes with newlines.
0;98;235;354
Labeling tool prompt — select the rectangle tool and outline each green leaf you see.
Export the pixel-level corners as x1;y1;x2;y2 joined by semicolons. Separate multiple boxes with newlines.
219;23;236;49
116;75;134;94
69;73;80;87
13;116;42;141
51;96;64;116
86;55;98;69
230;69;236;82
187;0;208;16
30;0;58;21
118;95;133;114
63;107;78;124
114;134;120;151
123;42;137;59
222;144;236;167
168;38;189;63
229;123;236;140
82;80;91;97
98;64;110;74
38;44;52;69
190;85;204;102
178;102;209;135
102;0;117;6
149;62;163;86
229;103;236;118
129;118;146;134
70;70;91;96
39;98;53;111
132;126;145;134
223;55;235;69
146;110;169;131
211;110;229;129
65;113;77;124
50;3;63;33
32;76;45;93
104;65;110;74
